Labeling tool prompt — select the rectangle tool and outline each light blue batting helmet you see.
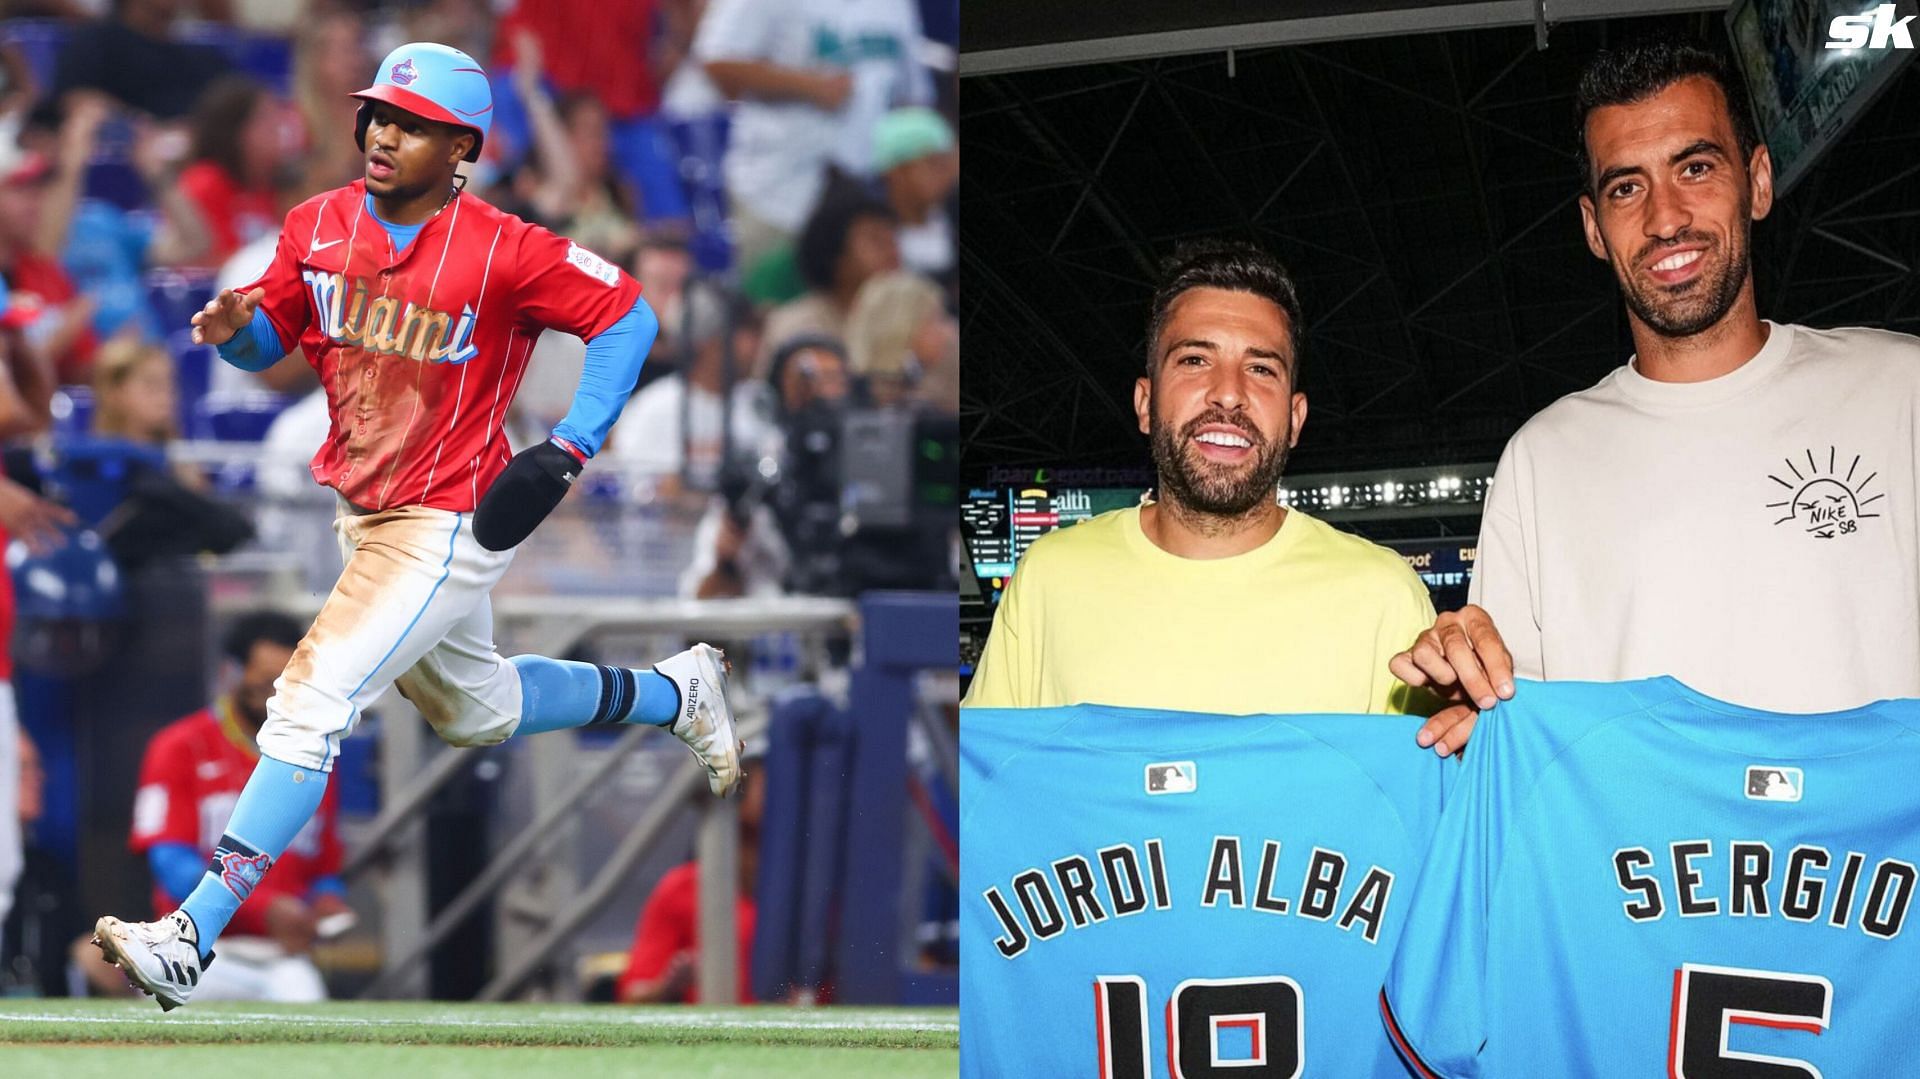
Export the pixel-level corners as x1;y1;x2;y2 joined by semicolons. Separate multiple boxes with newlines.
352;42;492;162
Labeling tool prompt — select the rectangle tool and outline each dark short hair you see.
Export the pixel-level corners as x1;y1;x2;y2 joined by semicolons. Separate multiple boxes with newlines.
1145;240;1304;376
1575;39;1760;195
794;177;896;292
766;333;849;415
221;611;305;666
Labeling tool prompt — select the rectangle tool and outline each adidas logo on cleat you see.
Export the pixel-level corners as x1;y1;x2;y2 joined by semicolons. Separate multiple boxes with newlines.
684;677;700;723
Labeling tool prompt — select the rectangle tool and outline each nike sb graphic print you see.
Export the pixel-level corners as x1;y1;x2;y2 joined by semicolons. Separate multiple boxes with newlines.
1767;446;1884;539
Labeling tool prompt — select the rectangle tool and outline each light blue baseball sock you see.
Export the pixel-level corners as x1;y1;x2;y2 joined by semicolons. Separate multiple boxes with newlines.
176;754;327;959
510;655;679;734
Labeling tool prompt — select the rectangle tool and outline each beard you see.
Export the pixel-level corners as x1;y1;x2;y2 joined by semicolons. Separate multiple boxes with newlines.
1618;225;1750;338
368;159;439;202
1149;404;1291;518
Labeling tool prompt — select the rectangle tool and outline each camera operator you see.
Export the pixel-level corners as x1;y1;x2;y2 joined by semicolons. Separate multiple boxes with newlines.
760;336;851;596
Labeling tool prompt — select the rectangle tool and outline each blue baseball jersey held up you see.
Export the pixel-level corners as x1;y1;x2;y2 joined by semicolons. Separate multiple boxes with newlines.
1383;677;1920;1078
962;704;1451;1078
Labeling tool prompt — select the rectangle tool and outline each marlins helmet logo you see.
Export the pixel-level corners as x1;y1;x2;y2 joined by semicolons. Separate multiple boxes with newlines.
390;58;418;86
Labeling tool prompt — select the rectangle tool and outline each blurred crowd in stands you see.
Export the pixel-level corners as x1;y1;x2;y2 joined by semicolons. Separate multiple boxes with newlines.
0;0;958;604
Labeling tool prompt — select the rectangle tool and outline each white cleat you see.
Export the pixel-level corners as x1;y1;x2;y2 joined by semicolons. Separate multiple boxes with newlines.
656;643;744;797
92;911;211;1012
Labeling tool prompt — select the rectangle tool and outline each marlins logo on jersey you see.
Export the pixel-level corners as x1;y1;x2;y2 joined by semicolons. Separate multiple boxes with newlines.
300;269;479;365
961;704;1451;1079
1383;677;1920;1078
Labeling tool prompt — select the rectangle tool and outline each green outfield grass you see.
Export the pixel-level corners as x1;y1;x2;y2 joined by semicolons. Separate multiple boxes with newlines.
0;1000;958;1077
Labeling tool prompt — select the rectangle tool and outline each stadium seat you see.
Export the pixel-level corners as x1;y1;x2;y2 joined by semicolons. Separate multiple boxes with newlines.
50;385;95;441
146;269;218;431
666;114;733;272
47;433;168;527
82;115;150;211
486;73;533;174
193;391;292;441
1;19;70;97
145;267;218;331
166;328;215;434
176;24;293;95
206;460;256;494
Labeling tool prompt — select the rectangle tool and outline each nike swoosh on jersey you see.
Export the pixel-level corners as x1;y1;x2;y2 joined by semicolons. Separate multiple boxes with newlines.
309;238;344;255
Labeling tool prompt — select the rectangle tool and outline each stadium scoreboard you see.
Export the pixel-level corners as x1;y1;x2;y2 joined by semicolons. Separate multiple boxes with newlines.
963;483;1481;610
963;486;1145;597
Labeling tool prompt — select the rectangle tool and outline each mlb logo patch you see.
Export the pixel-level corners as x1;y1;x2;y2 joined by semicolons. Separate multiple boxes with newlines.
1145;761;1197;795
566;243;620;286
1746;766;1804;803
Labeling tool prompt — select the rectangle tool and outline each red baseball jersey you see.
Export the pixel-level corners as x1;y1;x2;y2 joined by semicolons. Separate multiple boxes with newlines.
130;704;341;934
5;250;99;382
244;181;642;511
617;861;757;1004
179;161;281;267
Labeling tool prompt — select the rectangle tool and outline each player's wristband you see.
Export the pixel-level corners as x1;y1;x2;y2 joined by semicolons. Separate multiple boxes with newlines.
472;438;585;551
549;436;587;464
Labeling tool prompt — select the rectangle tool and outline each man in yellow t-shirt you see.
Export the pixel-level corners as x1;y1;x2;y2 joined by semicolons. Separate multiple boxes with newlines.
964;241;1435;715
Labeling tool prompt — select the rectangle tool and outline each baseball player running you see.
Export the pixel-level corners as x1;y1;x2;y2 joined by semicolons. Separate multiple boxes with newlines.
93;43;742;1010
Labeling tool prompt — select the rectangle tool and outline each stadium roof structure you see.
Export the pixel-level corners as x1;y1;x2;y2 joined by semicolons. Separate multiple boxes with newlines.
959;4;1920;476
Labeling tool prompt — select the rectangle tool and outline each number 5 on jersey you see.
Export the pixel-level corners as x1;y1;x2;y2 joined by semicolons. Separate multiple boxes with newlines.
1670;964;1832;1079
1097;974;1304;1079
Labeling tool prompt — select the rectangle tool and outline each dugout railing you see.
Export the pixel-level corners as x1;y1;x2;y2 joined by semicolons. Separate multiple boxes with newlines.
341;595;850;1003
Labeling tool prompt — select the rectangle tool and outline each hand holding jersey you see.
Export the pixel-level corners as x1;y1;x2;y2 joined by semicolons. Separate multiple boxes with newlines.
1390;604;1514;757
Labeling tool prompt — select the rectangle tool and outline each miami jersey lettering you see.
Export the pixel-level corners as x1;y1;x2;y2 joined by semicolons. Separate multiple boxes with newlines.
1383;677;1920;1078
298;271;479;366
962;704;1450;1078
245;181;640;511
